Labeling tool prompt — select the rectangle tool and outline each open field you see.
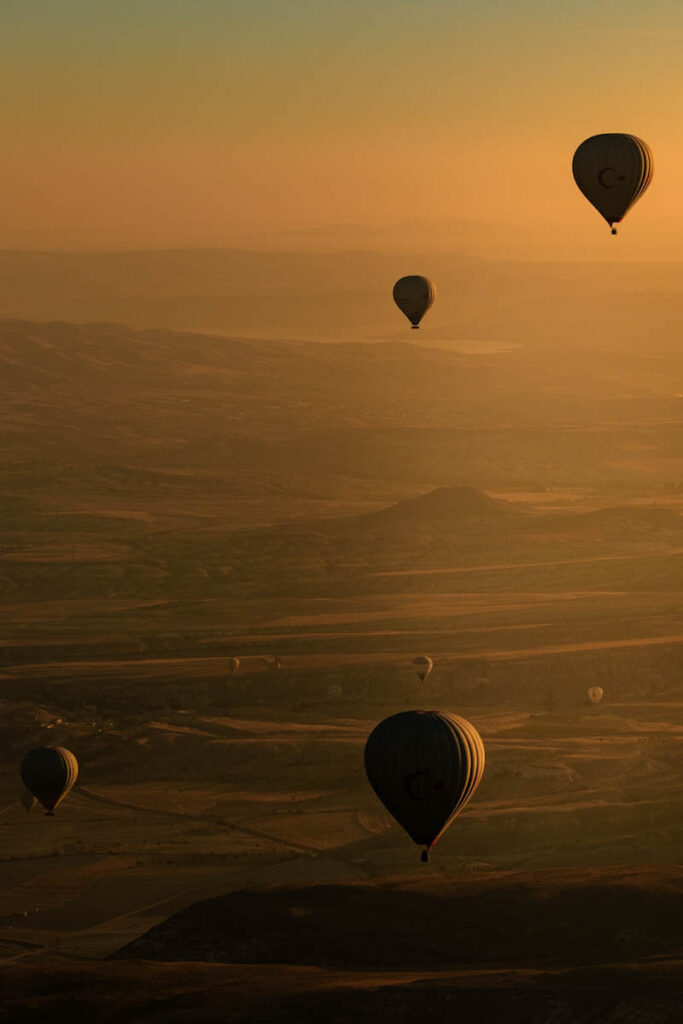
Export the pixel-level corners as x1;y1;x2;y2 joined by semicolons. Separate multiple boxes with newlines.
4;317;683;1018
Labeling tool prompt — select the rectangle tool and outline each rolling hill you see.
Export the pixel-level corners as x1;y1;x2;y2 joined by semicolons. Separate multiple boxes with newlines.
115;866;683;969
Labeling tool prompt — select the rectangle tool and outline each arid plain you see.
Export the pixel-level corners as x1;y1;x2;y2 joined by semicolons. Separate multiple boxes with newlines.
5;261;683;1021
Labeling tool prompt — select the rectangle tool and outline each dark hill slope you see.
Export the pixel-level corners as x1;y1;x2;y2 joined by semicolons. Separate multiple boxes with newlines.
114;866;683;970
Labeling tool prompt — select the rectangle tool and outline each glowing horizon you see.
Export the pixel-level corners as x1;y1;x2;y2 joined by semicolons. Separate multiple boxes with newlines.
1;1;683;253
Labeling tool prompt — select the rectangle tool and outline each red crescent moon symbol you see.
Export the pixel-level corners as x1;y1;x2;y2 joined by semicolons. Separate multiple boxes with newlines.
598;167;618;189
404;770;431;801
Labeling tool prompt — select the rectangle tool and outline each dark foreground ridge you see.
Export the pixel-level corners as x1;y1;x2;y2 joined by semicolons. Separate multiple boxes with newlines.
5;867;683;1023
4;958;683;1024
114;865;683;969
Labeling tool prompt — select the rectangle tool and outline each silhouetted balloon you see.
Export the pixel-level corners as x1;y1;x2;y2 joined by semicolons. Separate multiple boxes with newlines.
411;655;434;683
588;686;604;704
19;788;36;814
393;276;435;328
20;747;78;816
364;710;484;862
572;134;653;234
227;657;240;674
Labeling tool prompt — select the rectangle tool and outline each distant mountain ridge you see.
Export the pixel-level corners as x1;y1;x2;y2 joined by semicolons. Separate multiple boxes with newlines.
366;486;529;526
3;248;683;347
355;485;683;541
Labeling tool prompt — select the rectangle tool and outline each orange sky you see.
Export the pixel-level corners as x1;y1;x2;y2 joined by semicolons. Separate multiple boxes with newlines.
2;1;683;254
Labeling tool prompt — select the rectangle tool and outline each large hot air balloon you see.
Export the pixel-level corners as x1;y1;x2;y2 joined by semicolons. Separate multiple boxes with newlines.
227;657;240;674
364;710;484;862
588;686;604;705
19;788;36;814
393;276;435;328
572;134;653;234
20;747;78;816
411;655;433;683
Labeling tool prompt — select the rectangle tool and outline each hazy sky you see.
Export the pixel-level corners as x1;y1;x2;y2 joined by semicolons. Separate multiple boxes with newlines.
2;0;683;251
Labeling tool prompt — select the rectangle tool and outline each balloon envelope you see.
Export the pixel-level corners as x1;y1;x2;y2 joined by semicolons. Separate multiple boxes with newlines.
411;655;434;682
20;747;78;814
588;686;604;704
364;710;484;858
227;657;240;674
393;276;435;328
572;134;653;232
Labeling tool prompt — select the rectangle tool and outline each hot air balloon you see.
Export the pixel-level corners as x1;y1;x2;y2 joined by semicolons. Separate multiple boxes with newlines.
412;656;433;683
393;276;435;328
588;686;604;705
572;134;653;234
20;747;78;816
364;710;484;862
227;657;240;674
19;788;36;814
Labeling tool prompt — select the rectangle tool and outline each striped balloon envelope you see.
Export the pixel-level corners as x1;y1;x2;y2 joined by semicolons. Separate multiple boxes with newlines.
20;747;79;816
411;655;434;683
572;133;653;234
393;276;436;328
364;710;484;862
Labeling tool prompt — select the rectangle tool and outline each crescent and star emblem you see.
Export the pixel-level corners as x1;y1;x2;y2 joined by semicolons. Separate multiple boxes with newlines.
404;770;445;801
404;771;430;800
597;167;626;189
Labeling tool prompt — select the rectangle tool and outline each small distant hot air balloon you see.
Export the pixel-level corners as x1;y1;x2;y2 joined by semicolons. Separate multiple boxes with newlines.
412;656;433;683
19;788;36;814
588;686;604;705
364;710;484;862
227;657;240;674
20;747;78;816
572;134;653;234
393;276;435;328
